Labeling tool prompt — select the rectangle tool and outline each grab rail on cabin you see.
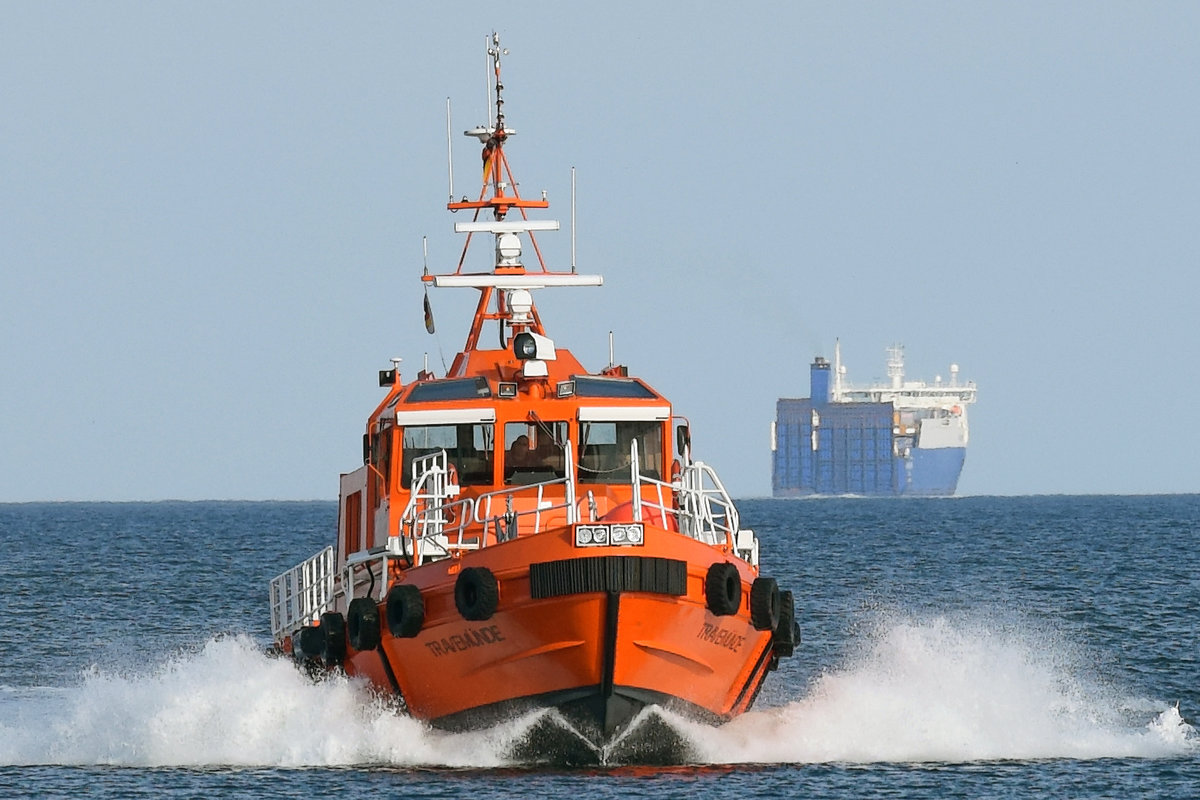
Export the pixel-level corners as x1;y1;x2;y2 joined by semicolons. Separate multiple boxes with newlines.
390;441;745;566
472;440;580;540
399;450;482;566
677;460;740;548
628;437;740;551
268;545;335;640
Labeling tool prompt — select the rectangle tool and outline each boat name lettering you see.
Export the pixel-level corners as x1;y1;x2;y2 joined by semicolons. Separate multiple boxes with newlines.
697;622;745;652
424;625;505;657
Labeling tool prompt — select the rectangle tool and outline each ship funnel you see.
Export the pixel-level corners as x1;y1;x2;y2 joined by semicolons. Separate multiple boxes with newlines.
810;356;832;406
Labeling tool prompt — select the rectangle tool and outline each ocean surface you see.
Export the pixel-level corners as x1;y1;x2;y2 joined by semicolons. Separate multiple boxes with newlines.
1;496;1197;798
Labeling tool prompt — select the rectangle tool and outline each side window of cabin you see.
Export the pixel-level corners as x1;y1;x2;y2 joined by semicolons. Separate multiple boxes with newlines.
400;423;494;488
504;421;568;485
578;420;664;484
370;423;394;505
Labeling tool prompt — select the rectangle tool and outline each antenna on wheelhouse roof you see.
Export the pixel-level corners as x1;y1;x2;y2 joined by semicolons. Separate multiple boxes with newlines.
487;32;508;132
445;98;454;203
483;35;491;128
571;167;577;274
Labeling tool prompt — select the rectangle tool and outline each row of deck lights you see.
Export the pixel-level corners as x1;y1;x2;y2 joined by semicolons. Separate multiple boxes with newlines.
574;523;644;547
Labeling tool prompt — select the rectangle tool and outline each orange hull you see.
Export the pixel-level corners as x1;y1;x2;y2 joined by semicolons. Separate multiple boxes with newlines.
339;526;774;741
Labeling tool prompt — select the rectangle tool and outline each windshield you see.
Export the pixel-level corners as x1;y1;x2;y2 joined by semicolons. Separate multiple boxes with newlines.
577;420;664;484
504;420;568;485
400;423;494;487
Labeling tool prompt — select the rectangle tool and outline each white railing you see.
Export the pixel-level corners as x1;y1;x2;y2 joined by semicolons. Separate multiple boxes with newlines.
397;450;484;566
269;441;756;640
673;460;741;546
472;440;579;540
268;545;335;639
625;439;740;548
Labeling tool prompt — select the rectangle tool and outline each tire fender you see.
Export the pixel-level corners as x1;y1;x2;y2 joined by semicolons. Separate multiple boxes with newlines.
386;584;426;638
455;566;499;621
347;597;381;651
705;562;742;616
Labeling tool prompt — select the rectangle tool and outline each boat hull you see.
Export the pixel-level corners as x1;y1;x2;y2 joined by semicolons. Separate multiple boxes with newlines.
337;525;775;752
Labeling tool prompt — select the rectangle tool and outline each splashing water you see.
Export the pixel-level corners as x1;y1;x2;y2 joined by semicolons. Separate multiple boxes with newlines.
0;636;513;768
686;614;1196;763
0;618;1192;768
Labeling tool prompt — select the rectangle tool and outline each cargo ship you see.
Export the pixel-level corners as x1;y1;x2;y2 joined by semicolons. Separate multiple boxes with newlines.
268;34;800;765
772;343;977;496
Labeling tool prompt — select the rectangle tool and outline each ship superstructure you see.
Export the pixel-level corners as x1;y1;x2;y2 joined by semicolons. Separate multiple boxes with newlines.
772;343;977;496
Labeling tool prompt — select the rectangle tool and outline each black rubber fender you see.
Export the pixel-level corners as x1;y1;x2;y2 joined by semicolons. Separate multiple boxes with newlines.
319;611;347;666
455;566;499;621
705;562;742;616
386;584;426;638
749;576;781;631
295;624;325;660
347;596;381;651
773;589;800;658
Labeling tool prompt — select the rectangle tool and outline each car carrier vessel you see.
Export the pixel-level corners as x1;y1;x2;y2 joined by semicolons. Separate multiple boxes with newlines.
772;343;977;496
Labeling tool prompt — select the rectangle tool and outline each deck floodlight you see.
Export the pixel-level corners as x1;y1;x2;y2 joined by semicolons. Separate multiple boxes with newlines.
513;331;556;361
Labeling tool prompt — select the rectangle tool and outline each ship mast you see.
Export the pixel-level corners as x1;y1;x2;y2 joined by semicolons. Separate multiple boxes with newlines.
833;338;844;401
887;344;905;390
425;34;602;375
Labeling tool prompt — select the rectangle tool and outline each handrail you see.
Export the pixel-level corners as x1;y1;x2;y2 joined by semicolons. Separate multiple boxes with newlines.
384;441;744;569
471;439;579;540
632;455;739;549
269;439;757;643
399;450;482;566
268;545;334;639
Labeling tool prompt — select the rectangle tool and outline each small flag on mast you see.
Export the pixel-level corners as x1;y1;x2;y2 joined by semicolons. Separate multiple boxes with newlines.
423;290;435;334
482;140;496;183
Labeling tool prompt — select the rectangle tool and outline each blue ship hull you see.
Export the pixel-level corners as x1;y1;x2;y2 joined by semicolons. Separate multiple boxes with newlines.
906;446;966;495
771;396;967;496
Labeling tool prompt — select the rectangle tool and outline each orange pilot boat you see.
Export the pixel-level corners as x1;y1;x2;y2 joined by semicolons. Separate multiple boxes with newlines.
268;34;799;764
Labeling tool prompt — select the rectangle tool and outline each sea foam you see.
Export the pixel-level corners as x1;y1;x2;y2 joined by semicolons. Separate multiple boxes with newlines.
0;618;1192;768
685;613;1196;763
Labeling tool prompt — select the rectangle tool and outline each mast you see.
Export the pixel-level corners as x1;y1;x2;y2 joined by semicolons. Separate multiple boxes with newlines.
424;34;602;373
833;338;843;401
887;344;905;390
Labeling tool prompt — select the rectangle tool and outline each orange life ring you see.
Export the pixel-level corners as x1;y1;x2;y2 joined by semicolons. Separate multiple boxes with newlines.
444;464;459;524
670;459;683;511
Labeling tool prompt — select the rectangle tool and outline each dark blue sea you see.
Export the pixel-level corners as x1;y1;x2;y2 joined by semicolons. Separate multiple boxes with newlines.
1;496;1197;798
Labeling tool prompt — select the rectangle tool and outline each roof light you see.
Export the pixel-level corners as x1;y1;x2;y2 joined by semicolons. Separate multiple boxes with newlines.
513;332;556;361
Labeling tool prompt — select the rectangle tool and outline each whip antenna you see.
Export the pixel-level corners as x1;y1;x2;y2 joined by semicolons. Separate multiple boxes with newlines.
571;167;577;274
446;99;454;203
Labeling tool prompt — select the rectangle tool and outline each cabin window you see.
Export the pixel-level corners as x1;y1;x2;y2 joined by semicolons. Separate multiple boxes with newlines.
370;423;394;504
400;423;494;488
572;376;658;399
578;420;664;484
342;490;363;555
504;420;568;485
404;377;492;403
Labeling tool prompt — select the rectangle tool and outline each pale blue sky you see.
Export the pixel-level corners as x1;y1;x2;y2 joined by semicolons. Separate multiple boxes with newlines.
3;2;1198;500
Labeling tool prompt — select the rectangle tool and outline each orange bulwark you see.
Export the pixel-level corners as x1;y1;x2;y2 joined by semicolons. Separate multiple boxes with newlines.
268;33;799;763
